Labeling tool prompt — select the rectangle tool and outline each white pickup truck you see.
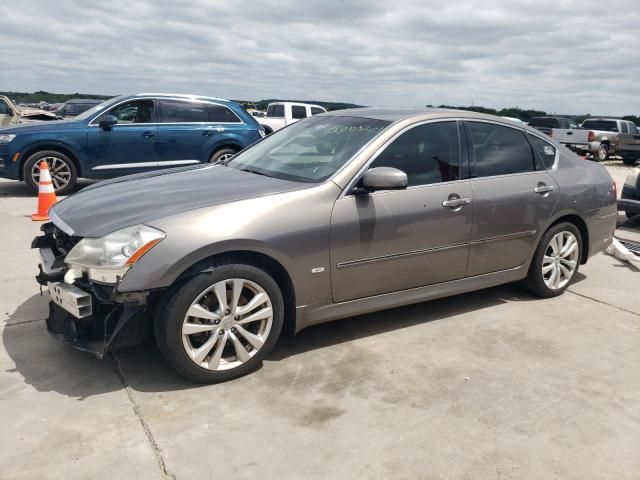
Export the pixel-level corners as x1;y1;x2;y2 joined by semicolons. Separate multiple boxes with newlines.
550;118;637;162
258;102;326;134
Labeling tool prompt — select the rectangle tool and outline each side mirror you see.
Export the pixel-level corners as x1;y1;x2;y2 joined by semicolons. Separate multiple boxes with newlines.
99;115;118;130
356;167;408;194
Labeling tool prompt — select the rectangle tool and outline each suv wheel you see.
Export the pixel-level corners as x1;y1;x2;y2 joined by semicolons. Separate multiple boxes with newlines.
596;143;609;162
209;147;237;165
155;264;284;383
23;150;78;196
524;222;582;298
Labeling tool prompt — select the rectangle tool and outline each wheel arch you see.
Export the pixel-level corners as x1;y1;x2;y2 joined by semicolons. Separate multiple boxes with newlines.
547;214;589;264
20;144;83;180
171;250;297;336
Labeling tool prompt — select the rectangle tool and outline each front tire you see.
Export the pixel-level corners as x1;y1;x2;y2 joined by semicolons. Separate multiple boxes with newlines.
23;150;78;195
524;222;582;298
155;264;284;383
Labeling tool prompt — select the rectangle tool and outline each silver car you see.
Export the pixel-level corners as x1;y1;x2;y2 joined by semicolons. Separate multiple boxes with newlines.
34;109;618;382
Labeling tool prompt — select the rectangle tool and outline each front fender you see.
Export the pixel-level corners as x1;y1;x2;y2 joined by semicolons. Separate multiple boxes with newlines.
19;135;88;176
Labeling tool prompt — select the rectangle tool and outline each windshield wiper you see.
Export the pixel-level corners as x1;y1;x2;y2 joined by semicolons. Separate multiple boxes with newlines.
239;168;272;178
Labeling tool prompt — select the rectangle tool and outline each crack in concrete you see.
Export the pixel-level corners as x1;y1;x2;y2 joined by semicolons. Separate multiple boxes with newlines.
567;289;640;318
2;318;46;328
111;352;177;480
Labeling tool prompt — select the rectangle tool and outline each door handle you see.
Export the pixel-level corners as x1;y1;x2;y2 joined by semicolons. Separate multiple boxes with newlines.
567;131;573;135
442;197;471;208
142;131;155;138
534;185;555;194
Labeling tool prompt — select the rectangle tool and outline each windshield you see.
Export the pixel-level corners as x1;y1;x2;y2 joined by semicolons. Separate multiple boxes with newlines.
228;115;391;183
75;96;122;120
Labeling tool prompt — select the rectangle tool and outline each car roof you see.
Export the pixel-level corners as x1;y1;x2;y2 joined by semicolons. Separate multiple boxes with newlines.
324;107;530;124
134;93;232;103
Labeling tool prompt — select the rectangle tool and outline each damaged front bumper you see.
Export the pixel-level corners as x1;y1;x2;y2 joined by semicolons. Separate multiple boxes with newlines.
33;223;154;358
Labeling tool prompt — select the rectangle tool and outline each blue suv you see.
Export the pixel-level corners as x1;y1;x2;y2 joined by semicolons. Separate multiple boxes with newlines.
0;93;264;194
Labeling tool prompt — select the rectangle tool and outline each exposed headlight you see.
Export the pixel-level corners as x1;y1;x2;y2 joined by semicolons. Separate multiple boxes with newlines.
65;225;165;284
0;134;16;144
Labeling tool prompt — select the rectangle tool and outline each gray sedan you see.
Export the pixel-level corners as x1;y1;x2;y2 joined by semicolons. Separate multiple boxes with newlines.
34;108;618;382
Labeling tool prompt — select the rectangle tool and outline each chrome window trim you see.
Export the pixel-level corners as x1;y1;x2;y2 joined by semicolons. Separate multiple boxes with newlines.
88;97;245;127
92;160;200;170
341;118;467;198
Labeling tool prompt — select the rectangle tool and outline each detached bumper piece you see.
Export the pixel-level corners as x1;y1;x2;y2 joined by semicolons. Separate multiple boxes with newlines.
45;280;151;358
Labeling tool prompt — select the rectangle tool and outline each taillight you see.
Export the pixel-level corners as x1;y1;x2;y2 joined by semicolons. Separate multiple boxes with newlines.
588;130;595;142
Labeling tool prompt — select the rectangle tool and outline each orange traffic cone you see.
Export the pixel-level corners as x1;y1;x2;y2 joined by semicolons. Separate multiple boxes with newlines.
31;161;58;221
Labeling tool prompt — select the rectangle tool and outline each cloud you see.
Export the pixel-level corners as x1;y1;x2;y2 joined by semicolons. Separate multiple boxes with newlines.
2;0;639;115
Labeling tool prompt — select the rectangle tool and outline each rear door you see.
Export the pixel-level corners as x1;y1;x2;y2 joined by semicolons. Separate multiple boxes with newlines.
87;99;158;176
464;121;559;276
330;120;473;302
155;99;213;167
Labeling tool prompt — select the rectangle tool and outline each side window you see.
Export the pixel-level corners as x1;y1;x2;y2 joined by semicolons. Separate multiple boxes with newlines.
208;105;241;123
621;122;629;134
104;100;155;124
569;120;578;129
160;100;208;123
291;106;307;119
0;100;10;115
467;122;535;177
369;121;460;187
629;123;639;134
311;107;324;116
267;105;285;118
528;134;557;170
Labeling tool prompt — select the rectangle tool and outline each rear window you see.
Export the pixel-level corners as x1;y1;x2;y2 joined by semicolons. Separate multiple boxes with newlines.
629;123;639;134
311;107;325;115
208;105;241;123
529;117;557;128
291;105;307;119
267;104;285;118
581;120;618;132
161;100;209;123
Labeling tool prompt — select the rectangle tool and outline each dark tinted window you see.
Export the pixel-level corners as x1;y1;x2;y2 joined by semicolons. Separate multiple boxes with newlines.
208;105;240;123
370;121;460;186
581;119;618;132
529;117;557;128
467;122;535;177
161;100;208;123
311;107;324;115
629;122;639;134
105;100;155;124
267;104;284;118
291;106;307;119
0;100;10;115
528;134;557;170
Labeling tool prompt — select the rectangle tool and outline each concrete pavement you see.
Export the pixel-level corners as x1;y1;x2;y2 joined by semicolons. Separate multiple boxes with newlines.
0;164;638;480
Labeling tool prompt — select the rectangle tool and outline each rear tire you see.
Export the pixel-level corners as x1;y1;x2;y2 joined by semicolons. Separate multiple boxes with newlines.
209;147;238;164
524;222;582;298
154;263;284;383
595;143;609;162
23;150;78;196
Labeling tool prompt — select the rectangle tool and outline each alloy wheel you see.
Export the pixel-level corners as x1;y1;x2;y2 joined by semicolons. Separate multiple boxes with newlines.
216;152;235;164
181;278;273;371
31;156;71;191
542;231;579;290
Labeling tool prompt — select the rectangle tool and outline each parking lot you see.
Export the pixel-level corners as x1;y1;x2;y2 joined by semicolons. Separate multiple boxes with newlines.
0;163;638;479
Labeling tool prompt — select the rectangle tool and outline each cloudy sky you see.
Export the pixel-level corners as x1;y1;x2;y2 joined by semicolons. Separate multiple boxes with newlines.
2;0;639;115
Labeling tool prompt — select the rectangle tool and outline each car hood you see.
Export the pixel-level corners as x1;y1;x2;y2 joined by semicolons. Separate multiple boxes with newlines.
0;118;81;133
50;165;308;237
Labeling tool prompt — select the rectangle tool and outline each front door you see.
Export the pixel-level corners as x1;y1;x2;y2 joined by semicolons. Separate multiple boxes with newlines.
330;121;473;302
464;121;560;276
87;99;158;177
